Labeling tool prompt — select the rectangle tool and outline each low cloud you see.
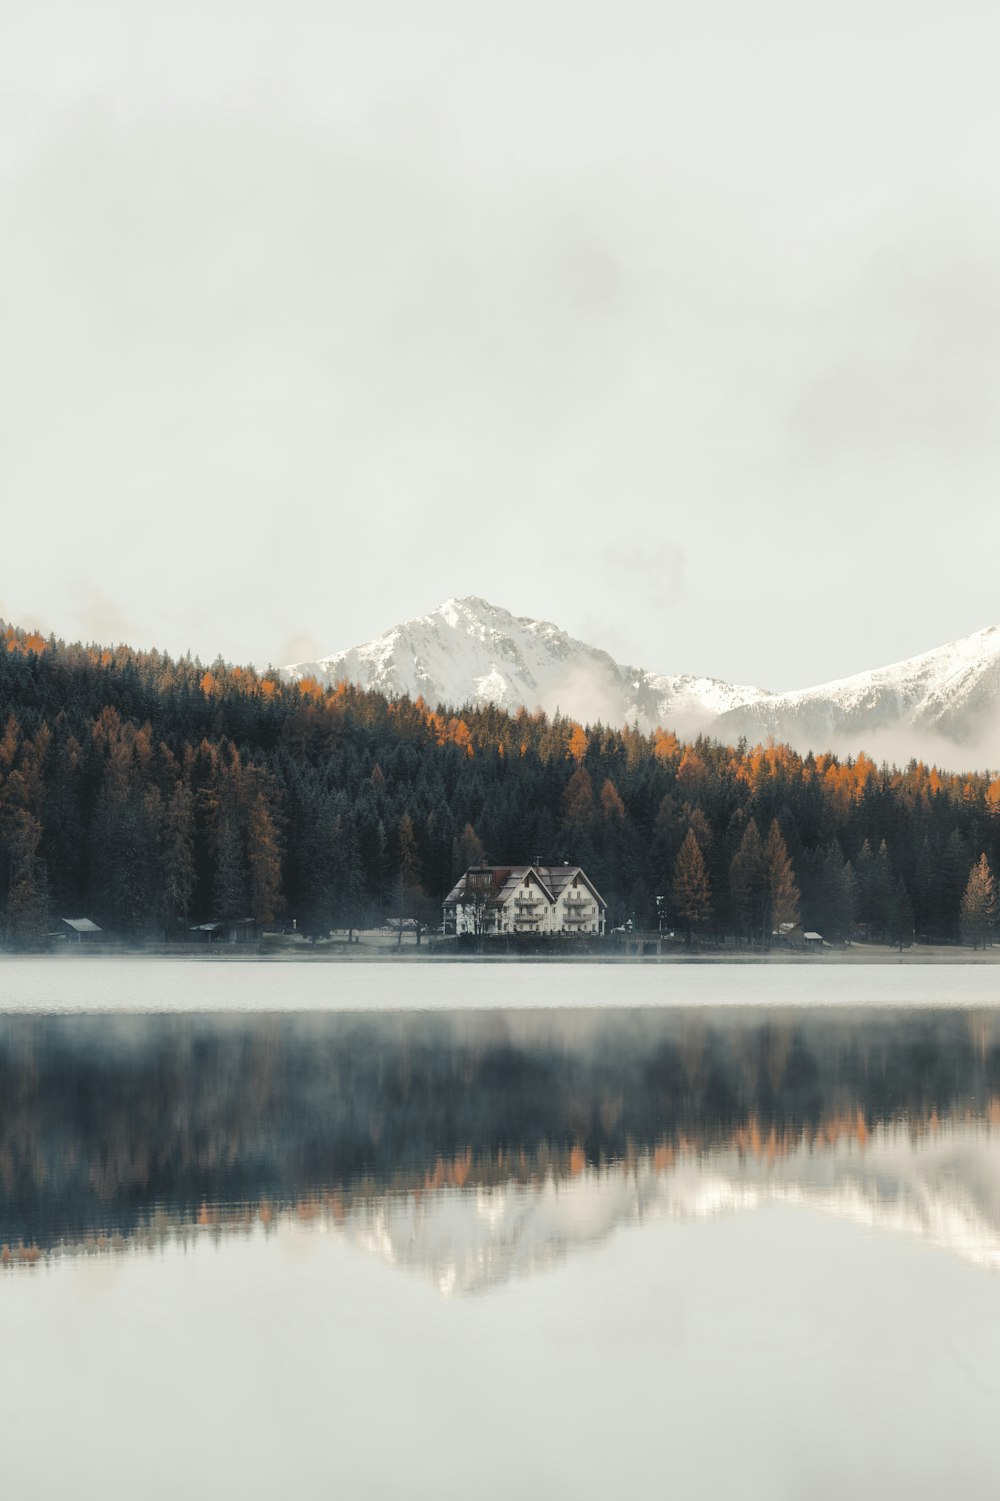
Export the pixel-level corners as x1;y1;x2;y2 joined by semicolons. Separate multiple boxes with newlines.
816;720;1000;779
544;660;630;729
726;714;1000;779
71;588;137;647
0;597;52;635
277;630;329;668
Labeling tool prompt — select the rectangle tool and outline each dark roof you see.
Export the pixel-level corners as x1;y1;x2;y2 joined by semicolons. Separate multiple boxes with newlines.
443;865;606;909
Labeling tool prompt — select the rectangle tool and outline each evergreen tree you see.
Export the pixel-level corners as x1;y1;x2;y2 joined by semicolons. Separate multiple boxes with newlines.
887;878;914;949
672;828;712;941
873;840;895;941
158;782;195;936
730;819;769;944
855;838;876;938
212;791;246;919
452;822;485;880
765;819;800;932
938;829;971;942
961;854;998;948
562;766;594;827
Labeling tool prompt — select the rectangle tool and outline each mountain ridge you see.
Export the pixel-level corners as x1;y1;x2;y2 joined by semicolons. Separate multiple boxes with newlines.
283;597;1000;760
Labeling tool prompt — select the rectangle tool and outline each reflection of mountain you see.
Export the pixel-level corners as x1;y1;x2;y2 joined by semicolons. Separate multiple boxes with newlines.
14;1124;997;1290
338;1124;1000;1293
3;1009;1000;1280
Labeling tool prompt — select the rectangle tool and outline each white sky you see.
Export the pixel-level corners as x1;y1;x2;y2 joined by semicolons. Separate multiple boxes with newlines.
2;1;999;689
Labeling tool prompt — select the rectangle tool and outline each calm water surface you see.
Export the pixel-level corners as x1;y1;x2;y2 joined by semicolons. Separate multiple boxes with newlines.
2;964;1000;1499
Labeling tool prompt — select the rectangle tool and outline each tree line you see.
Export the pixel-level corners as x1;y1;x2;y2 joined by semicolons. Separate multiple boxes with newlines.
0;623;998;948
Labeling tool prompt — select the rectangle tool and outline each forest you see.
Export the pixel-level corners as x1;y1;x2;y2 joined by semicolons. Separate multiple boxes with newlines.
0;623;998;949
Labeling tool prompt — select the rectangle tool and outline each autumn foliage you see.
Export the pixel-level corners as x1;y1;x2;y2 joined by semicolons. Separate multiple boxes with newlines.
0;622;999;946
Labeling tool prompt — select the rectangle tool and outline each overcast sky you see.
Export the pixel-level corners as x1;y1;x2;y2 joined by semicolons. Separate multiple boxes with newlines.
2;1;999;691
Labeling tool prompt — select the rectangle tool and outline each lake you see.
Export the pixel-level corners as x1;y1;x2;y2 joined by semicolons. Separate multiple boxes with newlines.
1;962;1000;1499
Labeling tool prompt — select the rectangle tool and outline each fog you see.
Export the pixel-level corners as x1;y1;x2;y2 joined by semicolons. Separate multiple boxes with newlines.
3;1;1000;689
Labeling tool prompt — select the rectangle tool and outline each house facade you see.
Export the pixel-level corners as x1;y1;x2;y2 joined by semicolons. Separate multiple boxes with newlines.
443;864;607;937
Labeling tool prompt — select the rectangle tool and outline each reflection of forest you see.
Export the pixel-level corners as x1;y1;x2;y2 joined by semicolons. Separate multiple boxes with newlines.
2;1009;1000;1262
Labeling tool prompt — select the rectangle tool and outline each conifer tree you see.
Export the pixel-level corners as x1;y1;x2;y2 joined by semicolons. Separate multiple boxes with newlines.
939;829;971;942
599;779;625;821
243;769;282;925
855;838;876;937
730;819;769;944
765;819;800;931
452;822;485;880
887;878;914;949
563;766;594;826
961;854;998;948
672;828;712;942
159;782;196;935
873;840;895;941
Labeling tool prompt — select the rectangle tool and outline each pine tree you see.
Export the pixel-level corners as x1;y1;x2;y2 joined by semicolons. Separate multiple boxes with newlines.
873;840;894;941
213;802;245;919
855;838;876;938
672;828;712;941
765;819;800;932
243;768;282;925
599;779;625;821
730;819;769;944
563;766;594;826
939;829;971;941
452;822;484;881
887;878;914;949
159;782;195;936
961;854;998;949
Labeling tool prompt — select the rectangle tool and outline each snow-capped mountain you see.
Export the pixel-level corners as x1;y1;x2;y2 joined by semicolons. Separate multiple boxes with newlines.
283;598;1000;759
712;625;1000;757
283;595;764;739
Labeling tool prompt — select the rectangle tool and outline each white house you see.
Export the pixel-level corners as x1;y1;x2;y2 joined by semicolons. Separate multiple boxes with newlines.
443;864;606;937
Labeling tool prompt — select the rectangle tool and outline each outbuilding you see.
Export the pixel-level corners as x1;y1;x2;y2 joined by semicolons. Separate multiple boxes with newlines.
59;918;103;942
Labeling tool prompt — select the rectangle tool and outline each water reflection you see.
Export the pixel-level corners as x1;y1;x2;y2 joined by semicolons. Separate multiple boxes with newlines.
2;1008;1000;1287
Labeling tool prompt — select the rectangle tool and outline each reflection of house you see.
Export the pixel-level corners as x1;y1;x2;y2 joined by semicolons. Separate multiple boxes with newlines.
59;918;103;942
443;865;606;937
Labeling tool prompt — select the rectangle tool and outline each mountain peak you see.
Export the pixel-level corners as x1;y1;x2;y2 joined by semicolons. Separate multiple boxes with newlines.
283;598;765;735
282;602;1000;762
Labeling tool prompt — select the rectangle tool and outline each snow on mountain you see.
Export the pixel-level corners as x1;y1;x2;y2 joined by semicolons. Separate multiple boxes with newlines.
283;598;1000;760
712;625;1000;758
283;595;765;737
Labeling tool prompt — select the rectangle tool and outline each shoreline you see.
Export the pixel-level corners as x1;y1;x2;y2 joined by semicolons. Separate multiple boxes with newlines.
4;945;1000;965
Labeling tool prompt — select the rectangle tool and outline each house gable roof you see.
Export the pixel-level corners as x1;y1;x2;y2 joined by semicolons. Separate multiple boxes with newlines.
443;864;605;909
538;866;607;909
